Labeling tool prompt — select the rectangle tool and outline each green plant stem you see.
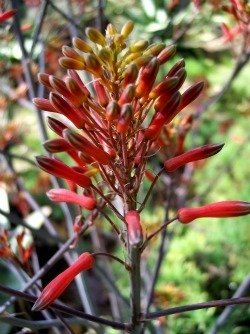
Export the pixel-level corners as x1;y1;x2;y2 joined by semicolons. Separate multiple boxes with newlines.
129;244;142;333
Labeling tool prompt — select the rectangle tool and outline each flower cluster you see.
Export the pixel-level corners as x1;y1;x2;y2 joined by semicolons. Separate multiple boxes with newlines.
34;21;209;213
33;21;250;312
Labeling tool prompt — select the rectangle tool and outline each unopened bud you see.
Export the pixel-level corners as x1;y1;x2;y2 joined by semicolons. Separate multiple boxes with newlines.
121;21;134;38
59;57;85;70
86;27;106;46
73;37;93;53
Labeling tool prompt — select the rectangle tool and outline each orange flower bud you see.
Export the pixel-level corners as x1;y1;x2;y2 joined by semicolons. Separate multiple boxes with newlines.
123;64;139;86
125;211;143;246
149;77;179;99
62;46;84;63
59;57;85;70
106;100;120;122
47;189;96;210
116;103;132;134
136;58;159;97
72;37;93;53
85;27;106;46
118;84;135;106
164;143;224;172
32;253;94;311
85;54;102;76
36;156;91;188
178;201;250;224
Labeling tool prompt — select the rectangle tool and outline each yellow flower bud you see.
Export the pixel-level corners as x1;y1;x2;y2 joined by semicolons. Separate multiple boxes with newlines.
73;37;93;53
121;20;134;38
85;27;106;46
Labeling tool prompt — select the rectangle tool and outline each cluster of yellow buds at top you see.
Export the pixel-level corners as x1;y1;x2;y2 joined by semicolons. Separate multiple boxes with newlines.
34;20;212;214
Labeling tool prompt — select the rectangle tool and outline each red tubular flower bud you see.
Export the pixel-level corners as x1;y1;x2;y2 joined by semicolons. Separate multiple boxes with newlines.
123;64;139;86
116;103;132;134
62;46;84;63
145;92;181;139
36;156;91;188
67;70;90;97
135;58;159;98
47;117;68;137
43;138;72;153
157;45;176;65
49;92;85;128
65;77;88;104
178;81;204;111
59;57;85;70
149;77;179;99
64;130;112;165
172;68;187;90
0;9;16;22
33;98;57;113
49;76;75;102
164;143;224;172
166;59;185;77
93;80;109;107
106;100;120;122
118;84;135;106
47;189;96;210
178;201;250;224
125;211;143;246
38;73;53;89
32;252;95;311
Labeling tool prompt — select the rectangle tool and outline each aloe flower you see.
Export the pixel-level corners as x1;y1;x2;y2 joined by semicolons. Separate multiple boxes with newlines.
178;201;250;224
32;252;94;311
47;189;96;210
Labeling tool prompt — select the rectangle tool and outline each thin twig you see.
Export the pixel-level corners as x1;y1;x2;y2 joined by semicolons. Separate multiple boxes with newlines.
0;284;129;330
144;297;250;319
29;0;50;57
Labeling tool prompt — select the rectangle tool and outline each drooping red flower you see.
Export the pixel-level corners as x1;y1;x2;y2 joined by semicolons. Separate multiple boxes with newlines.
47;189;96;210
164;143;224;172
32;252;95;311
